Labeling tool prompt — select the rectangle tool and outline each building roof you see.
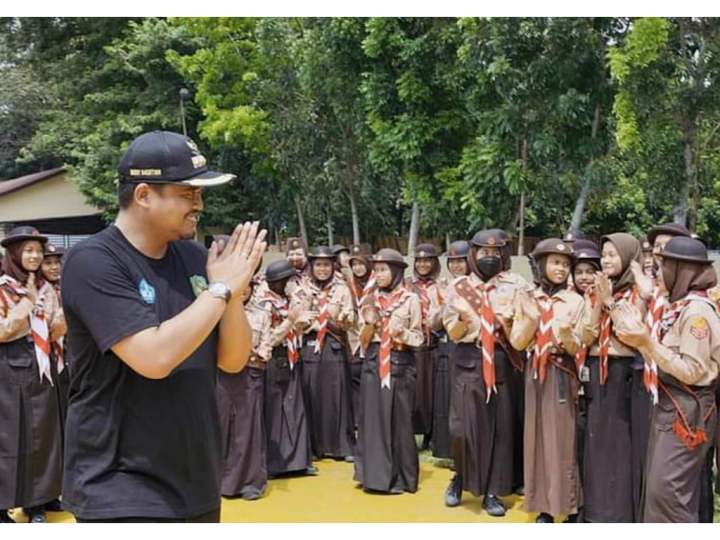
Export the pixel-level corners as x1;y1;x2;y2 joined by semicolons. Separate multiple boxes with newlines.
0;168;66;198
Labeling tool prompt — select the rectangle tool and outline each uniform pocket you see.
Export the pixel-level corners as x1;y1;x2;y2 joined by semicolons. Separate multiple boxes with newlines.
4;339;36;385
272;356;292;385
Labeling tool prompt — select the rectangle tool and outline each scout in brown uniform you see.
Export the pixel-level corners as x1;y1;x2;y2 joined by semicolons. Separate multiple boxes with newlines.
640;237;654;277
509;239;585;523
442;230;531;517
581;233;646;522
353;249;423;494
258;260;316;477
569;240;601;521
347;244;375;430
37;243;68;514
628;223;694;518
294;247;356;460
331;244;352;283
428;240;471;460
708;287;720;506
39;244;68;438
216;276;271;500
488;229;527;492
615;237;719;522
571;242;601;296
286;237;309;273
0;227;65;524
406;243;446;449
285;237;309;295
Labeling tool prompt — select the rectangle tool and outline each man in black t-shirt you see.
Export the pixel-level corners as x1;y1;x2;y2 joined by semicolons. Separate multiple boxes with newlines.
60;131;267;523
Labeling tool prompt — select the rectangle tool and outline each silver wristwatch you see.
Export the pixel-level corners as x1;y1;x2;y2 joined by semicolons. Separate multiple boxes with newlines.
207;282;232;303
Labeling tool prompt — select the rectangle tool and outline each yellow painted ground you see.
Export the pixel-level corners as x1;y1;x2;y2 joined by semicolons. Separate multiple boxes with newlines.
10;460;533;523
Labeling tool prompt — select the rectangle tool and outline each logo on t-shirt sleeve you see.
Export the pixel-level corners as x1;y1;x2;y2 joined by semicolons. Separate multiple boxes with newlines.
139;279;156;305
190;275;209;298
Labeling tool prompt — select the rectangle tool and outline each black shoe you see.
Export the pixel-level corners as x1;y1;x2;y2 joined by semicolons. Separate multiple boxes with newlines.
483;494;507;517
535;512;554;523
421;434;431;451
388;487;404;495
305;465;319;476
563;508;585;525
26;507;47;523
44;499;63;512
0;510;16;523
444;474;463;507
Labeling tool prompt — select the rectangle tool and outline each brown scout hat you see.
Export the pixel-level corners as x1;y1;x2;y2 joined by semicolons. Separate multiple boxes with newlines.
413;243;439;259
286;237;308;254
373;248;408;269
647;223;691;248
531;238;573;260
1;226;49;248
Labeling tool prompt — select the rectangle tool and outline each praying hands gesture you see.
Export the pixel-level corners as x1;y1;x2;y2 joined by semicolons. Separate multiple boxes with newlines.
615;303;651;349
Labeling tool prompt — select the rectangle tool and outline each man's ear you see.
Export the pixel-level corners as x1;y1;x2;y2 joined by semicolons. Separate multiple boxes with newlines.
134;183;153;208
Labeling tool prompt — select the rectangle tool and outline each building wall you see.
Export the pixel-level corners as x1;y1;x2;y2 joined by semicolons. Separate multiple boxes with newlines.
0;172;99;223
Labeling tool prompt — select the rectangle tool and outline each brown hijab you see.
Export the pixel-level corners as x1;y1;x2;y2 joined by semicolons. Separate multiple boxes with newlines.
350;253;373;290
602;233;642;294
662;259;718;303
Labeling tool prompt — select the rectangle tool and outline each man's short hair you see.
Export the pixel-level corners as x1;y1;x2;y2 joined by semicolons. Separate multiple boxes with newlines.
118;182;166;210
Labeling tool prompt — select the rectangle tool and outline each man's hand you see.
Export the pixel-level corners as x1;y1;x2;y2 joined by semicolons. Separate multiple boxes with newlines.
207;221;267;300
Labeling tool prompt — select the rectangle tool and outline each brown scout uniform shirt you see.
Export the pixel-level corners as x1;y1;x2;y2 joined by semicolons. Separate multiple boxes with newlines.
358;289;424;349
1;276;65;343
290;277;356;336
582;287;647;357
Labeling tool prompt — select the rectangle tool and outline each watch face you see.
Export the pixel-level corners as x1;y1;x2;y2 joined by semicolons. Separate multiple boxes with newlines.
209;282;230;299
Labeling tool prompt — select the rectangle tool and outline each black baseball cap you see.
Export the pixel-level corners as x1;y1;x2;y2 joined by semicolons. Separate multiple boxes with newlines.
118;131;236;187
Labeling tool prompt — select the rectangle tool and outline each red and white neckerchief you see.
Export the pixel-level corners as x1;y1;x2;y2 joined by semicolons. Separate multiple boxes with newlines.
313;282;337;354
1;276;53;384
51;283;65;374
31;303;53;384
646;285;667;340
373;286;411;389
598;286;638;385
474;279;497;399
453;275;497;398
641;285;667;404
263;290;300;369
350;272;376;310
533;292;555;384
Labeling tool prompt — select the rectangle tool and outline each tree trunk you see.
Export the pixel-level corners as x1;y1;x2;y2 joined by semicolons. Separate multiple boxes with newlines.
408;200;421;255
294;193;308;247
275;227;282;251
446;233;451;253
348;176;361;245
674;120;697;226
327;206;334;247
570;103;602;232
569;179;591;233
518;139;529;256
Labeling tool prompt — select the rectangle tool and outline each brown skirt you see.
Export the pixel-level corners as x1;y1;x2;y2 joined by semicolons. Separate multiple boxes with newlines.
642;380;717;523
412;344;437;436
217;366;266;498
353;345;418;493
301;334;355;459
431;338;452;459
350;350;364;430
523;357;582;516
631;367;653;520
449;343;516;497
0;338;63;509
583;356;634;523
265;347;313;476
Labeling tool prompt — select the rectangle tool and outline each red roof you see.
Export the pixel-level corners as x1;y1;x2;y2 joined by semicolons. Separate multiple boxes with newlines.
0;168;66;198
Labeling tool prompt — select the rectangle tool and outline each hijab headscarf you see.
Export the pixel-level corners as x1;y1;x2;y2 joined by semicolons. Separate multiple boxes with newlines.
536;254;571;297
379;264;405;293
414;258;441;282
602;233;642;294
662;259;718;303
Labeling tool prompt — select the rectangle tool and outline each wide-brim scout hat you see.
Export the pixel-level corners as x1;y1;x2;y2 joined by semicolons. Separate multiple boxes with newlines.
639;236;653;253
445;240;470;260
265;260;299;282
413;243;439;259
331;244;350;256
572;246;601;268
647;223;691;247
373;248;408;269
531;238;573;260
1;226;49;248
659;237;714;265
349;243;373;262
286;237;307;253
470;230;507;248
43;243;66;258
307;246;337;260
562;229;587;243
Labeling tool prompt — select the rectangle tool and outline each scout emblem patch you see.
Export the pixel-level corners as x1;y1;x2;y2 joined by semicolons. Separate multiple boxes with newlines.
690;317;710;340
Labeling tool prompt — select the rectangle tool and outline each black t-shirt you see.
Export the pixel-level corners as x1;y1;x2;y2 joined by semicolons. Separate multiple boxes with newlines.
60;226;221;520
